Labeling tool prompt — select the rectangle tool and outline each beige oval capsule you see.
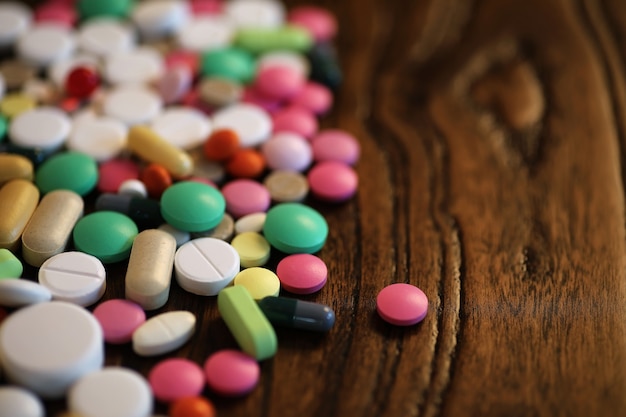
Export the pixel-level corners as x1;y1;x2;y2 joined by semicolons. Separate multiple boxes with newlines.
0;179;39;251
22;190;84;267
127;125;194;178
125;229;176;310
199;77;243;107
0;154;34;186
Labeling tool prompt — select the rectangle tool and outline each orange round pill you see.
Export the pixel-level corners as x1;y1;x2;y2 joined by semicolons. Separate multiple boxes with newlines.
169;396;216;417
226;149;266;178
140;163;172;198
203;129;240;161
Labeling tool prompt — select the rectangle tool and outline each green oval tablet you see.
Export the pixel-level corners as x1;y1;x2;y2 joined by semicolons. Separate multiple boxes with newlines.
200;47;255;83
160;181;226;232
0;115;7;142
235;25;313;54
263;203;328;254
0;248;23;279
73;211;138;263
77;0;134;19
35;151;98;196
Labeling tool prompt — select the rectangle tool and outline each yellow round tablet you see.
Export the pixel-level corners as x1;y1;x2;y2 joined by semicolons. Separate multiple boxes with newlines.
233;267;280;300
0;93;36;119
230;232;271;268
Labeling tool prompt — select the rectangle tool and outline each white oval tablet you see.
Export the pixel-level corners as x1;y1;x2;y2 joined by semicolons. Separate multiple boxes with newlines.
225;0;285;28
0;2;32;48
39;251;107;307
17;23;75;68
48;54;100;89
212;103;272;148
174;237;240;296
0;279;51;308
176;15;235;52
67;116;128;162
9;106;71;151
158;223;191;248
132;310;195;356
105;47;164;86
0;301;103;399
68;367;153;417
132;0;190;39
257;50;310;77
118;179;148;198
0;72;5;100
151;107;211;150
78;18;135;58
234;212;266;234
103;85;163;125
0;386;44;417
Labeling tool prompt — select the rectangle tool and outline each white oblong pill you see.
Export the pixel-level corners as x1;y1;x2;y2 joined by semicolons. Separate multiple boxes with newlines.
0;386;44;417
132;310;195;356
0;301;103;399
17;24;75;68
78;18;135;58
0;279;51;307
9;106;72;151
105;47;164;86
176;15;235;52
234;212;266;234
0;2;32;48
38;251;106;307
68;367;153;417
67;116;128;162
212;103;272;148
103;85;163;125
225;0;285;29
151;107;212;150
174;237;240;296
132;0;190;39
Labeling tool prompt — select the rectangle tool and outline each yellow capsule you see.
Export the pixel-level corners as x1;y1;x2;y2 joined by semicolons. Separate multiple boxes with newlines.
0;154;34;186
0;93;36;119
127;125;194;178
0;179;40;251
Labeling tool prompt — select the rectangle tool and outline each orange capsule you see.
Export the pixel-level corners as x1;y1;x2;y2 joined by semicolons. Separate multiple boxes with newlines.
169;396;216;417
203;128;240;161
140;163;172;198
226;148;266;178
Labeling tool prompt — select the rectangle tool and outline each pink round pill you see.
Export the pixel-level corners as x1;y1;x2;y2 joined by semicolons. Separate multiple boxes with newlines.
157;66;192;104
272;106;318;139
376;283;428;326
307;161;358;202
255;65;305;100
276;253;327;294
190;0;223;15
221;179;271;218
149;358;205;403
290;81;332;115
242;87;282;113
34;3;76;28
97;158;140;194
288;6;337;42
261;132;312;172
93;299;146;344
203;350;260;396
311;129;361;165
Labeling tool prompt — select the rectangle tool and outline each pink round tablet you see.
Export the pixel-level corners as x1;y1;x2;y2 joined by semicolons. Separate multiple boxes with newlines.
311;129;360;166
261;132;312;172
272;105;318;139
158;66;192;104
34;3;77;28
221;179;271;218
255;65;305;100
307;161;358;202
277;254;327;294
149;358;205;403
242;87;282;113
376;283;428;326
93;299;146;344
290;81;332;115
203;350;259;396
190;0;223;15
288;6;337;42
97;158;140;194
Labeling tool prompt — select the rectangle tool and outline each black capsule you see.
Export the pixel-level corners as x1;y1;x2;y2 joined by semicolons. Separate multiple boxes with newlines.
258;296;335;332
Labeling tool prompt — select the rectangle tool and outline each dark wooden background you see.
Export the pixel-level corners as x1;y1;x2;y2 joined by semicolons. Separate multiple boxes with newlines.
19;0;626;415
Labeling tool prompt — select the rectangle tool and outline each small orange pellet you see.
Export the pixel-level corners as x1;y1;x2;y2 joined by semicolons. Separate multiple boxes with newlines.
226;148;266;178
140;163;172;198
169;396;216;417
203;129;240;161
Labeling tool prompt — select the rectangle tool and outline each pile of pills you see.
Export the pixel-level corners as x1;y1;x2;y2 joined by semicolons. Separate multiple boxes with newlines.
0;0;428;416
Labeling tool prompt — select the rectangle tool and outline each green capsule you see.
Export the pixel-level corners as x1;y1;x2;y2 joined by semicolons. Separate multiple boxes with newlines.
77;0;134;19
200;48;256;84
0;249;23;279
234;25;313;54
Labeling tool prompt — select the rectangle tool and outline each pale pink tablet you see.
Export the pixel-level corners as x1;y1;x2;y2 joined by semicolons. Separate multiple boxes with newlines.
272;105;318;139
93;299;146;344
288;6;337;42
97;159;140;194
276;254;327;294
242;87;282;113
255;65;305;100
311;129;360;165
149;358;205;403
157;66;192;104
261;132;312;172
307;161;358;202
203;350;259;396
290;81;332;115
376;283;428;326
221;179;271;218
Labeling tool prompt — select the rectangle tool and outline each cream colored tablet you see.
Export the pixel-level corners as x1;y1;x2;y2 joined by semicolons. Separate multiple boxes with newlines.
132;310;195;356
0;386;44;417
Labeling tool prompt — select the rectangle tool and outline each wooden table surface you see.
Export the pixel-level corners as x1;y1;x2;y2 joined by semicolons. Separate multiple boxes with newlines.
19;0;626;415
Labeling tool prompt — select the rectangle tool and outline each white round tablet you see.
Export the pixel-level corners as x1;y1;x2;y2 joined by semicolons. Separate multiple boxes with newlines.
151;107;211;150
0;2;32;48
9;106;72;151
132;311;195;356
78;18;135;58
262;132;312;171
68;367;153;417
103;85;163;125
132;0;190;39
39;251;107;307
158;223;191;248
225;0;285;28
105;47;164;85
17;23;75;68
176;15;235;52
118;179;148;198
0;386;44;417
0;301;103;399
212;103;272;148
257;50;310;77
234;212;266;235
67;116;128;162
174;237;240;295
48;53;100;88
0;279;51;308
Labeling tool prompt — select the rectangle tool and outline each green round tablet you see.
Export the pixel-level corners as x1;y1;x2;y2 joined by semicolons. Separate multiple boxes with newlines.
263;203;328;254
73;211;138;263
160;181;226;232
200;47;256;83
35;151;98;196
77;0;134;19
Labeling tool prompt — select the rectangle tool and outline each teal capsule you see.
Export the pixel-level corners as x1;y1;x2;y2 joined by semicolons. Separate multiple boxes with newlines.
258;296;335;332
235;25;313;54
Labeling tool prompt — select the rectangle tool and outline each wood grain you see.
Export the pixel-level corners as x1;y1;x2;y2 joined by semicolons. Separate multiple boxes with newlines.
8;0;625;415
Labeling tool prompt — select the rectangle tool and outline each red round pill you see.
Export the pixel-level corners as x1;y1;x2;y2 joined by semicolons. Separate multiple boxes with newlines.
65;66;100;99
376;283;428;326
